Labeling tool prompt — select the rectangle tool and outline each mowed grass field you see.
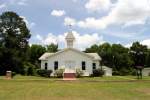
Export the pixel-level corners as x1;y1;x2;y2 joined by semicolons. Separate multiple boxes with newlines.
0;75;150;100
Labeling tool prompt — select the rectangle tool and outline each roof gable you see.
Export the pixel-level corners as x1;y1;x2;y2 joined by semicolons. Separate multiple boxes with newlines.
49;48;94;59
39;53;54;60
39;48;101;61
86;53;101;60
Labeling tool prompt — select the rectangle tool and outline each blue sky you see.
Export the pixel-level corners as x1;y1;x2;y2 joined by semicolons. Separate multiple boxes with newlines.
0;0;150;50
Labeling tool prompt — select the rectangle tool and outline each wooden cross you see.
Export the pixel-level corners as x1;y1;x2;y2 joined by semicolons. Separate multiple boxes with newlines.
68;24;73;32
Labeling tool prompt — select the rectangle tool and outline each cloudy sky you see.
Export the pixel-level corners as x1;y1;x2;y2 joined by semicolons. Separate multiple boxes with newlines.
0;0;150;50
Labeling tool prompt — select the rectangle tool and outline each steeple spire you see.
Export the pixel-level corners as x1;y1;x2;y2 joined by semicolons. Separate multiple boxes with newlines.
65;24;75;48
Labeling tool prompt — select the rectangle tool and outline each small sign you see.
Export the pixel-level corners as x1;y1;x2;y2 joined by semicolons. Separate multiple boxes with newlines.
6;71;12;79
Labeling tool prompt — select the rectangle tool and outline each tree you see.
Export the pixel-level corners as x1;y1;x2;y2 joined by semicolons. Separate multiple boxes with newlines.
28;43;58;69
85;43;134;75
46;43;58;52
29;44;46;67
85;43;113;67
145;49;150;67
130;42;147;66
98;43;113;67
0;11;31;75
85;44;99;53
111;44;133;73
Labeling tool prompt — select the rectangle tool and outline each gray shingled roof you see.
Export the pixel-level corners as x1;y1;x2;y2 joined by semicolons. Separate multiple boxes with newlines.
39;48;101;61
39;53;54;60
86;53;101;60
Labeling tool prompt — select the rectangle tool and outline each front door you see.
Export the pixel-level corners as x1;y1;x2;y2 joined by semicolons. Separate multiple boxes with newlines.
65;61;75;70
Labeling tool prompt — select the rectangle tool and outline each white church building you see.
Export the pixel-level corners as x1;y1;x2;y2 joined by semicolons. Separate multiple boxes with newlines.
39;30;112;76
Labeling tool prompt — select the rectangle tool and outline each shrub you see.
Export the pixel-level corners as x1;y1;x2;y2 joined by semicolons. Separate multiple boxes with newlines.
19;66;26;75
0;66;6;75
76;68;83;78
27;67;34;76
112;68;135;76
23;62;36;76
129;69;137;76
12;72;16;78
92;68;104;77
54;69;64;78
112;71;120;76
119;69;130;76
37;69;52;77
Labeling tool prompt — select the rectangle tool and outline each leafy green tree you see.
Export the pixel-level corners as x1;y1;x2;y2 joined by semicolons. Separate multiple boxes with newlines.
46;43;58;52
85;44;99;53
85;43;134;75
111;44;128;54
85;43;113;67
27;66;34;76
145;49;150;67
130;42;147;66
28;43;58;69
98;43;113;67
111;44;133;72
85;43;112;67
29;44;46;67
0;11;31;75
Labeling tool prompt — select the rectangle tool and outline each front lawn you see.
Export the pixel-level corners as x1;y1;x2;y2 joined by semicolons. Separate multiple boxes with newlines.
0;75;150;100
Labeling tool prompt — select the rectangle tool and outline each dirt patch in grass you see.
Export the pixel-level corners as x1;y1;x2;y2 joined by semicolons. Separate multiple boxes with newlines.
136;88;150;95
56;79;150;83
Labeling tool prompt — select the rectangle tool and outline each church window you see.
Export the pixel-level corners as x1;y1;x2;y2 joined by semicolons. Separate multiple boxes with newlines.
82;61;86;70
54;61;58;70
45;63;48;70
93;63;96;70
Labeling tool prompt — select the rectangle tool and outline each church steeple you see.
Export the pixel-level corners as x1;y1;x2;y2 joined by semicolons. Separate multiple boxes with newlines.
65;25;75;48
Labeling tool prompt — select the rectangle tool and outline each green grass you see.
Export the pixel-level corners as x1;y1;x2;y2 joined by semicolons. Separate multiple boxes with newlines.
0;75;150;100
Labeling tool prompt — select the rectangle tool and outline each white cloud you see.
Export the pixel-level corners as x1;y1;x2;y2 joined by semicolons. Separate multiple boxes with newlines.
29;22;36;28
36;34;43;41
34;31;104;50
64;17;76;26
35;33;63;45
141;39;150;48
77;17;107;29
125;43;132;48
106;32;138;39
17;0;28;6
72;31;104;50
85;0;111;12
43;33;59;45
125;39;150;48
76;0;150;29
72;0;77;3
108;0;150;27
21;16;29;24
0;3;7;9
51;10;66;17
2;0;28;6
21;16;36;29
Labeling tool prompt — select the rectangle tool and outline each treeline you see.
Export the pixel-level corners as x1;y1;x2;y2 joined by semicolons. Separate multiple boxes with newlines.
0;41;58;75
85;42;150;75
0;11;150;76
28;44;58;68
